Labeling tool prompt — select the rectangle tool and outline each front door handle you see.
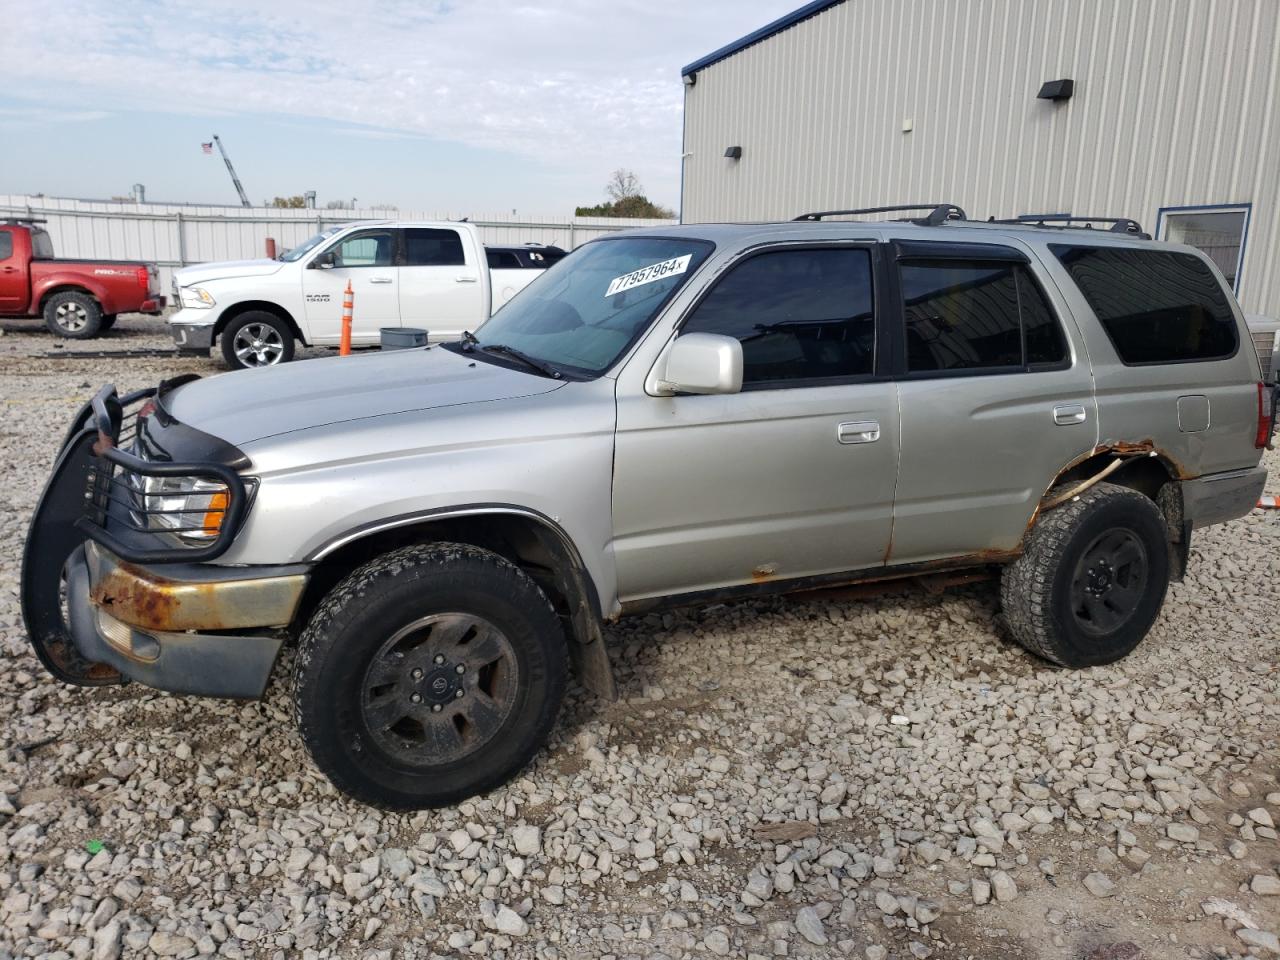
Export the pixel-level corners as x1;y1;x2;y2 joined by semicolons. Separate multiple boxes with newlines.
1053;403;1087;425
837;420;880;444
369;276;393;284
454;275;479;283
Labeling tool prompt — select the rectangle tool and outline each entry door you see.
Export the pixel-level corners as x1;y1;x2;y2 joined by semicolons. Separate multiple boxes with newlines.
887;245;1098;564
611;244;900;603
0;230;28;312
302;228;399;344
398;227;486;340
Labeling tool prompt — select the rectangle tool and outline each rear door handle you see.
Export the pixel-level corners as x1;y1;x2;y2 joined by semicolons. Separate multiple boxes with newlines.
837;420;880;444
1053;403;1087;425
455;275;479;283
369;276;393;284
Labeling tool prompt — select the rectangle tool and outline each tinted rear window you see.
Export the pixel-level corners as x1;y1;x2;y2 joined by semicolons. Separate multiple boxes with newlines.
1052;245;1237;364
404;228;465;267
0;232;11;260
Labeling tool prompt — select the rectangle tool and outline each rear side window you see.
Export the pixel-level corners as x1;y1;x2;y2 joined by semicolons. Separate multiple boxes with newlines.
681;247;875;386
1051;245;1237;364
487;250;524;269
30;229;54;258
900;260;1067;373
404;228;465;267
0;232;11;260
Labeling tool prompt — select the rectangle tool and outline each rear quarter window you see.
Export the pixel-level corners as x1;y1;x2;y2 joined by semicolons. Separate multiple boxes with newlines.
0;232;12;260
1051;245;1238;364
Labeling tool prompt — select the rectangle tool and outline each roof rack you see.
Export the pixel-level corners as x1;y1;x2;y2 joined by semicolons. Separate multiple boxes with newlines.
1;217;48;225
988;214;1150;239
793;204;966;226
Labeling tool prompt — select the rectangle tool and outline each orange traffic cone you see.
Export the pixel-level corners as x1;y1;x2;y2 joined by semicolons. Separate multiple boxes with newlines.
340;281;354;356
1259;495;1280;509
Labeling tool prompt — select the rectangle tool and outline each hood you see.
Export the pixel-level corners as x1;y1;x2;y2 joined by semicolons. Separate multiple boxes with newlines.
164;347;566;447
176;259;284;285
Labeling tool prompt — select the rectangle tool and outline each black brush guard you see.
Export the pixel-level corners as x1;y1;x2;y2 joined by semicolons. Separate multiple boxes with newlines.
21;378;251;685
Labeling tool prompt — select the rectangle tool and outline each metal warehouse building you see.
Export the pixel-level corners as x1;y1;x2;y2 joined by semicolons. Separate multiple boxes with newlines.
679;0;1280;318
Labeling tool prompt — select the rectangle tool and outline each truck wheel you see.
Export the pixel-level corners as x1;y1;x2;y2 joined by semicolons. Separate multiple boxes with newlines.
1001;482;1170;668
294;543;568;810
44;291;102;339
221;312;295;369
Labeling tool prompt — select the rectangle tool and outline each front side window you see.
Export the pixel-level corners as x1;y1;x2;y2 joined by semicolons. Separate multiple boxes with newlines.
332;230;393;268
462;236;714;377
1052;245;1237;364
901;259;1067;373
681;247;876;385
405;228;465;267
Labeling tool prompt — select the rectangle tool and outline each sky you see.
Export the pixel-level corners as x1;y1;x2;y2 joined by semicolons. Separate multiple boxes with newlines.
0;0;800;216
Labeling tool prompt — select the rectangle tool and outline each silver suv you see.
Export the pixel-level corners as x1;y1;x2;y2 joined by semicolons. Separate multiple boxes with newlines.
23;204;1274;809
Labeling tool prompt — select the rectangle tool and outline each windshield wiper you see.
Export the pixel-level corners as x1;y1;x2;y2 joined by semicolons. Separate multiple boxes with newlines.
480;343;563;379
459;329;479;352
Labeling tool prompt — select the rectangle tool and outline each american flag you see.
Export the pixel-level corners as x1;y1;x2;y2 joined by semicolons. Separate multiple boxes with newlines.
201;142;213;154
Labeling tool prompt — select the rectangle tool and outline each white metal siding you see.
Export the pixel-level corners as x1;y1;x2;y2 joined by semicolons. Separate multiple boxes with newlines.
682;0;1280;317
0;195;674;295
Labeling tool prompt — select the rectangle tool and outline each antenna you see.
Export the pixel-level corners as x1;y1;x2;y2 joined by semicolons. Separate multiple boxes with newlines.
212;135;252;208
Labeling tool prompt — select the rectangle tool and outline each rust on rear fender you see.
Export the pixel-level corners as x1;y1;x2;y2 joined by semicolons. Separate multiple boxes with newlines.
87;542;308;633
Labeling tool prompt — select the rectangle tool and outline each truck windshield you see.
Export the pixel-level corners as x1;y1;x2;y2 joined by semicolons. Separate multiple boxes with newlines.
465;236;714;377
279;226;344;262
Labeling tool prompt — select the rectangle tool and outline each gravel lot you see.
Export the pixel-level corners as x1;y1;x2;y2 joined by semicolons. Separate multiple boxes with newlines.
1;315;1278;960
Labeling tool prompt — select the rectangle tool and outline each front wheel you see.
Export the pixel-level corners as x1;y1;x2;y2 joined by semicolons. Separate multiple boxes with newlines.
43;291;102;339
1001;482;1170;668
220;311;295;369
293;543;568;809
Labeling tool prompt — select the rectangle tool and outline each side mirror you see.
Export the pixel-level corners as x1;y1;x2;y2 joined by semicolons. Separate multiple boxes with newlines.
655;333;743;396
309;251;336;270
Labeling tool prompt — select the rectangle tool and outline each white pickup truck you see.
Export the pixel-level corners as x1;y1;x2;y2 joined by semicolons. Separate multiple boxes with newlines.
168;220;564;369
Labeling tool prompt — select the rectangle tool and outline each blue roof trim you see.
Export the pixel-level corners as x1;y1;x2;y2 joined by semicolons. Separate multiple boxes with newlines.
681;0;846;76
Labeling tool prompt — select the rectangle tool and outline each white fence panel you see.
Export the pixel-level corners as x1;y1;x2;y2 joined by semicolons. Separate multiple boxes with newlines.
0;195;675;295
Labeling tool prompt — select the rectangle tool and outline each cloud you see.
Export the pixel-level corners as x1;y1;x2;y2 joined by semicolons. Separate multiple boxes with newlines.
2;0;796;202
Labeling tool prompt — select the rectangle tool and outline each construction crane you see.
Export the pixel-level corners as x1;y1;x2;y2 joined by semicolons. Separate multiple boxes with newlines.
212;134;251;208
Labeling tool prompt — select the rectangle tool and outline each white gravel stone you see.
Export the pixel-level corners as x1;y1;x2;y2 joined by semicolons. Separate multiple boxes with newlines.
795;907;827;946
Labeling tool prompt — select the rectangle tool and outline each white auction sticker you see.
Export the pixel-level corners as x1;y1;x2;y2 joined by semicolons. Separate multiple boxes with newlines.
605;254;693;297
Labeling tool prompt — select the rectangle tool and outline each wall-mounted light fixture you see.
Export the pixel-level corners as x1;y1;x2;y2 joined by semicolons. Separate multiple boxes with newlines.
1037;78;1074;101
724;146;743;160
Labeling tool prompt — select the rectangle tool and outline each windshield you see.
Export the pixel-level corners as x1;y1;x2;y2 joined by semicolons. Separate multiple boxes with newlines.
464;236;713;377
279;226;344;262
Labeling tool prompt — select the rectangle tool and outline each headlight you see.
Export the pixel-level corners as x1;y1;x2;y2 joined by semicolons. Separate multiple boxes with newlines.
138;476;231;542
179;286;216;309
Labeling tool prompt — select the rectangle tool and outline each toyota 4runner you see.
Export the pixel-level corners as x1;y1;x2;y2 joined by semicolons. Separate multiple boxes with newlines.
23;204;1275;809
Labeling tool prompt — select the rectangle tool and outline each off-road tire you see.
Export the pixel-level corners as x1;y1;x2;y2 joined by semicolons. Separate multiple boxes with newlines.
220;311;295;369
43;291;102;339
294;543;568;810
1001;482;1170;668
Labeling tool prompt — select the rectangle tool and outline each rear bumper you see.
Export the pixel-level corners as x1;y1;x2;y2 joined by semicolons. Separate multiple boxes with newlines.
64;541;310;698
1180;465;1267;529
138;295;166;314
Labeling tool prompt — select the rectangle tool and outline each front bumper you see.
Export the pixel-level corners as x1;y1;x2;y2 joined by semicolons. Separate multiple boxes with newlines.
1180;465;1268;529
64;540;310;698
170;317;216;352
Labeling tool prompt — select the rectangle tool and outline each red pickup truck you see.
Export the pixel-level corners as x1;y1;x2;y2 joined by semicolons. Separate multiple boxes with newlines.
0;219;165;338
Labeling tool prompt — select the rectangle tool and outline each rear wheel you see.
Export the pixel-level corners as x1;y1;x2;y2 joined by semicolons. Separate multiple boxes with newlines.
1001;482;1170;668
220;311;295;369
293;543;568;809
43;291;102;339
